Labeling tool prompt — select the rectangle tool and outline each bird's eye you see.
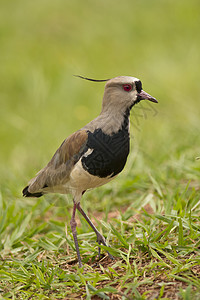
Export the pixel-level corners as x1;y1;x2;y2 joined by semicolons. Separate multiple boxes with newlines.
123;84;133;92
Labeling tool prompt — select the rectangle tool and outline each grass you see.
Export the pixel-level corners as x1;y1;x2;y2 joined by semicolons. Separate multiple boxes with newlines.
0;0;200;299
1;176;200;299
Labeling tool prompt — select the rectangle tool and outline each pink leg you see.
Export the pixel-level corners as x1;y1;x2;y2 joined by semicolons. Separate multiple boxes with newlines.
76;202;114;260
70;201;83;268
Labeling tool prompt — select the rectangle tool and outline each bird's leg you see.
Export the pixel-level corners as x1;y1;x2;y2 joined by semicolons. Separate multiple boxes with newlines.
70;201;83;268
76;202;114;260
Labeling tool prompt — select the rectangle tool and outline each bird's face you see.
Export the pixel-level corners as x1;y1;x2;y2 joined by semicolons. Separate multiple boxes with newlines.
102;76;158;114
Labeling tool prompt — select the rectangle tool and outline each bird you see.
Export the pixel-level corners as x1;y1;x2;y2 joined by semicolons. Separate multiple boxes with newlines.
23;75;158;268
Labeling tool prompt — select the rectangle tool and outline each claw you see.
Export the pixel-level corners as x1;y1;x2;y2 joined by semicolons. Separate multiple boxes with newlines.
96;233;114;260
98;246;101;258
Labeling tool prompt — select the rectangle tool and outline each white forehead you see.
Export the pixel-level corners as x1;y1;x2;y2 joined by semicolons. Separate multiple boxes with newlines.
106;76;140;86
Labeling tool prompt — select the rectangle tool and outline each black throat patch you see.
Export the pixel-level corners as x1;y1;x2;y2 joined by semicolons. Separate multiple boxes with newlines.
81;110;130;178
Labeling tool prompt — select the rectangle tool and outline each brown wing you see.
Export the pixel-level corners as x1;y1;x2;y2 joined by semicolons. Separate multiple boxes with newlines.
27;130;88;194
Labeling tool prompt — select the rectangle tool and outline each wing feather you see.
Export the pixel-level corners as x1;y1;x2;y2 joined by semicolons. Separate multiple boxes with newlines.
27;130;88;194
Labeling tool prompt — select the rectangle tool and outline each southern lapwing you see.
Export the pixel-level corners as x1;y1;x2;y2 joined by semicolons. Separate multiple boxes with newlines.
23;75;158;267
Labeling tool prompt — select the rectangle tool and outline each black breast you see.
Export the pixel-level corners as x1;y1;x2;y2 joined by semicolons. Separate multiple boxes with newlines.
81;112;130;178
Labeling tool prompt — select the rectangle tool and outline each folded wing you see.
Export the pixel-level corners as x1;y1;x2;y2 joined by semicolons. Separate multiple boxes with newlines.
23;130;88;197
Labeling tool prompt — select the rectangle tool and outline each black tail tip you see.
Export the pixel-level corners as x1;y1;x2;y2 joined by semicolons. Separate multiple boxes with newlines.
22;186;43;198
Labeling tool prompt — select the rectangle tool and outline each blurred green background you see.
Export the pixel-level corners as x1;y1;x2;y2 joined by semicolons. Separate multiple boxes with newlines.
0;0;199;197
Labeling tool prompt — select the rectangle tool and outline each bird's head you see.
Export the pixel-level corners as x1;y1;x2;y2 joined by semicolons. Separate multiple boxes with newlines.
74;75;158;115
101;76;158;114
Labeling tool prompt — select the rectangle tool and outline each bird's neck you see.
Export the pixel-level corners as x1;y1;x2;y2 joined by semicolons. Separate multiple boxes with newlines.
98;107;130;135
83;106;131;135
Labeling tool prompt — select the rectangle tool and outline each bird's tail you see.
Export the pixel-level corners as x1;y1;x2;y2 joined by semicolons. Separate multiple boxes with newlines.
22;185;43;198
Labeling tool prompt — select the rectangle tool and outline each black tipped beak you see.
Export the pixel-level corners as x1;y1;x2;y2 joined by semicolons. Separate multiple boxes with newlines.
137;90;158;103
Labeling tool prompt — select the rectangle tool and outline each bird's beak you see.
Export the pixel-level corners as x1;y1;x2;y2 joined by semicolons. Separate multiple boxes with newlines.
137;90;158;103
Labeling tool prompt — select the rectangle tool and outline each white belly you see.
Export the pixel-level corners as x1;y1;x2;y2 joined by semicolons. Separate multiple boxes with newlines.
67;159;115;199
42;159;116;202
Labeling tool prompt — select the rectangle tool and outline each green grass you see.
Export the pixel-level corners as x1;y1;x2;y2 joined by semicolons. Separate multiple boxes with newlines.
0;0;200;299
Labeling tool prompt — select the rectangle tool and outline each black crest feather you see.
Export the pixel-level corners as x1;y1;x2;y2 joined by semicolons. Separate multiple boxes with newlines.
74;75;110;82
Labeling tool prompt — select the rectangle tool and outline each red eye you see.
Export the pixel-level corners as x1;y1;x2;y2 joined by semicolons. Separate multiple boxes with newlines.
123;84;133;92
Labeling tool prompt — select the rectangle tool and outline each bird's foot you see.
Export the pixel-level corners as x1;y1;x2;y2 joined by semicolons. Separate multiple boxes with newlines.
96;232;114;260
